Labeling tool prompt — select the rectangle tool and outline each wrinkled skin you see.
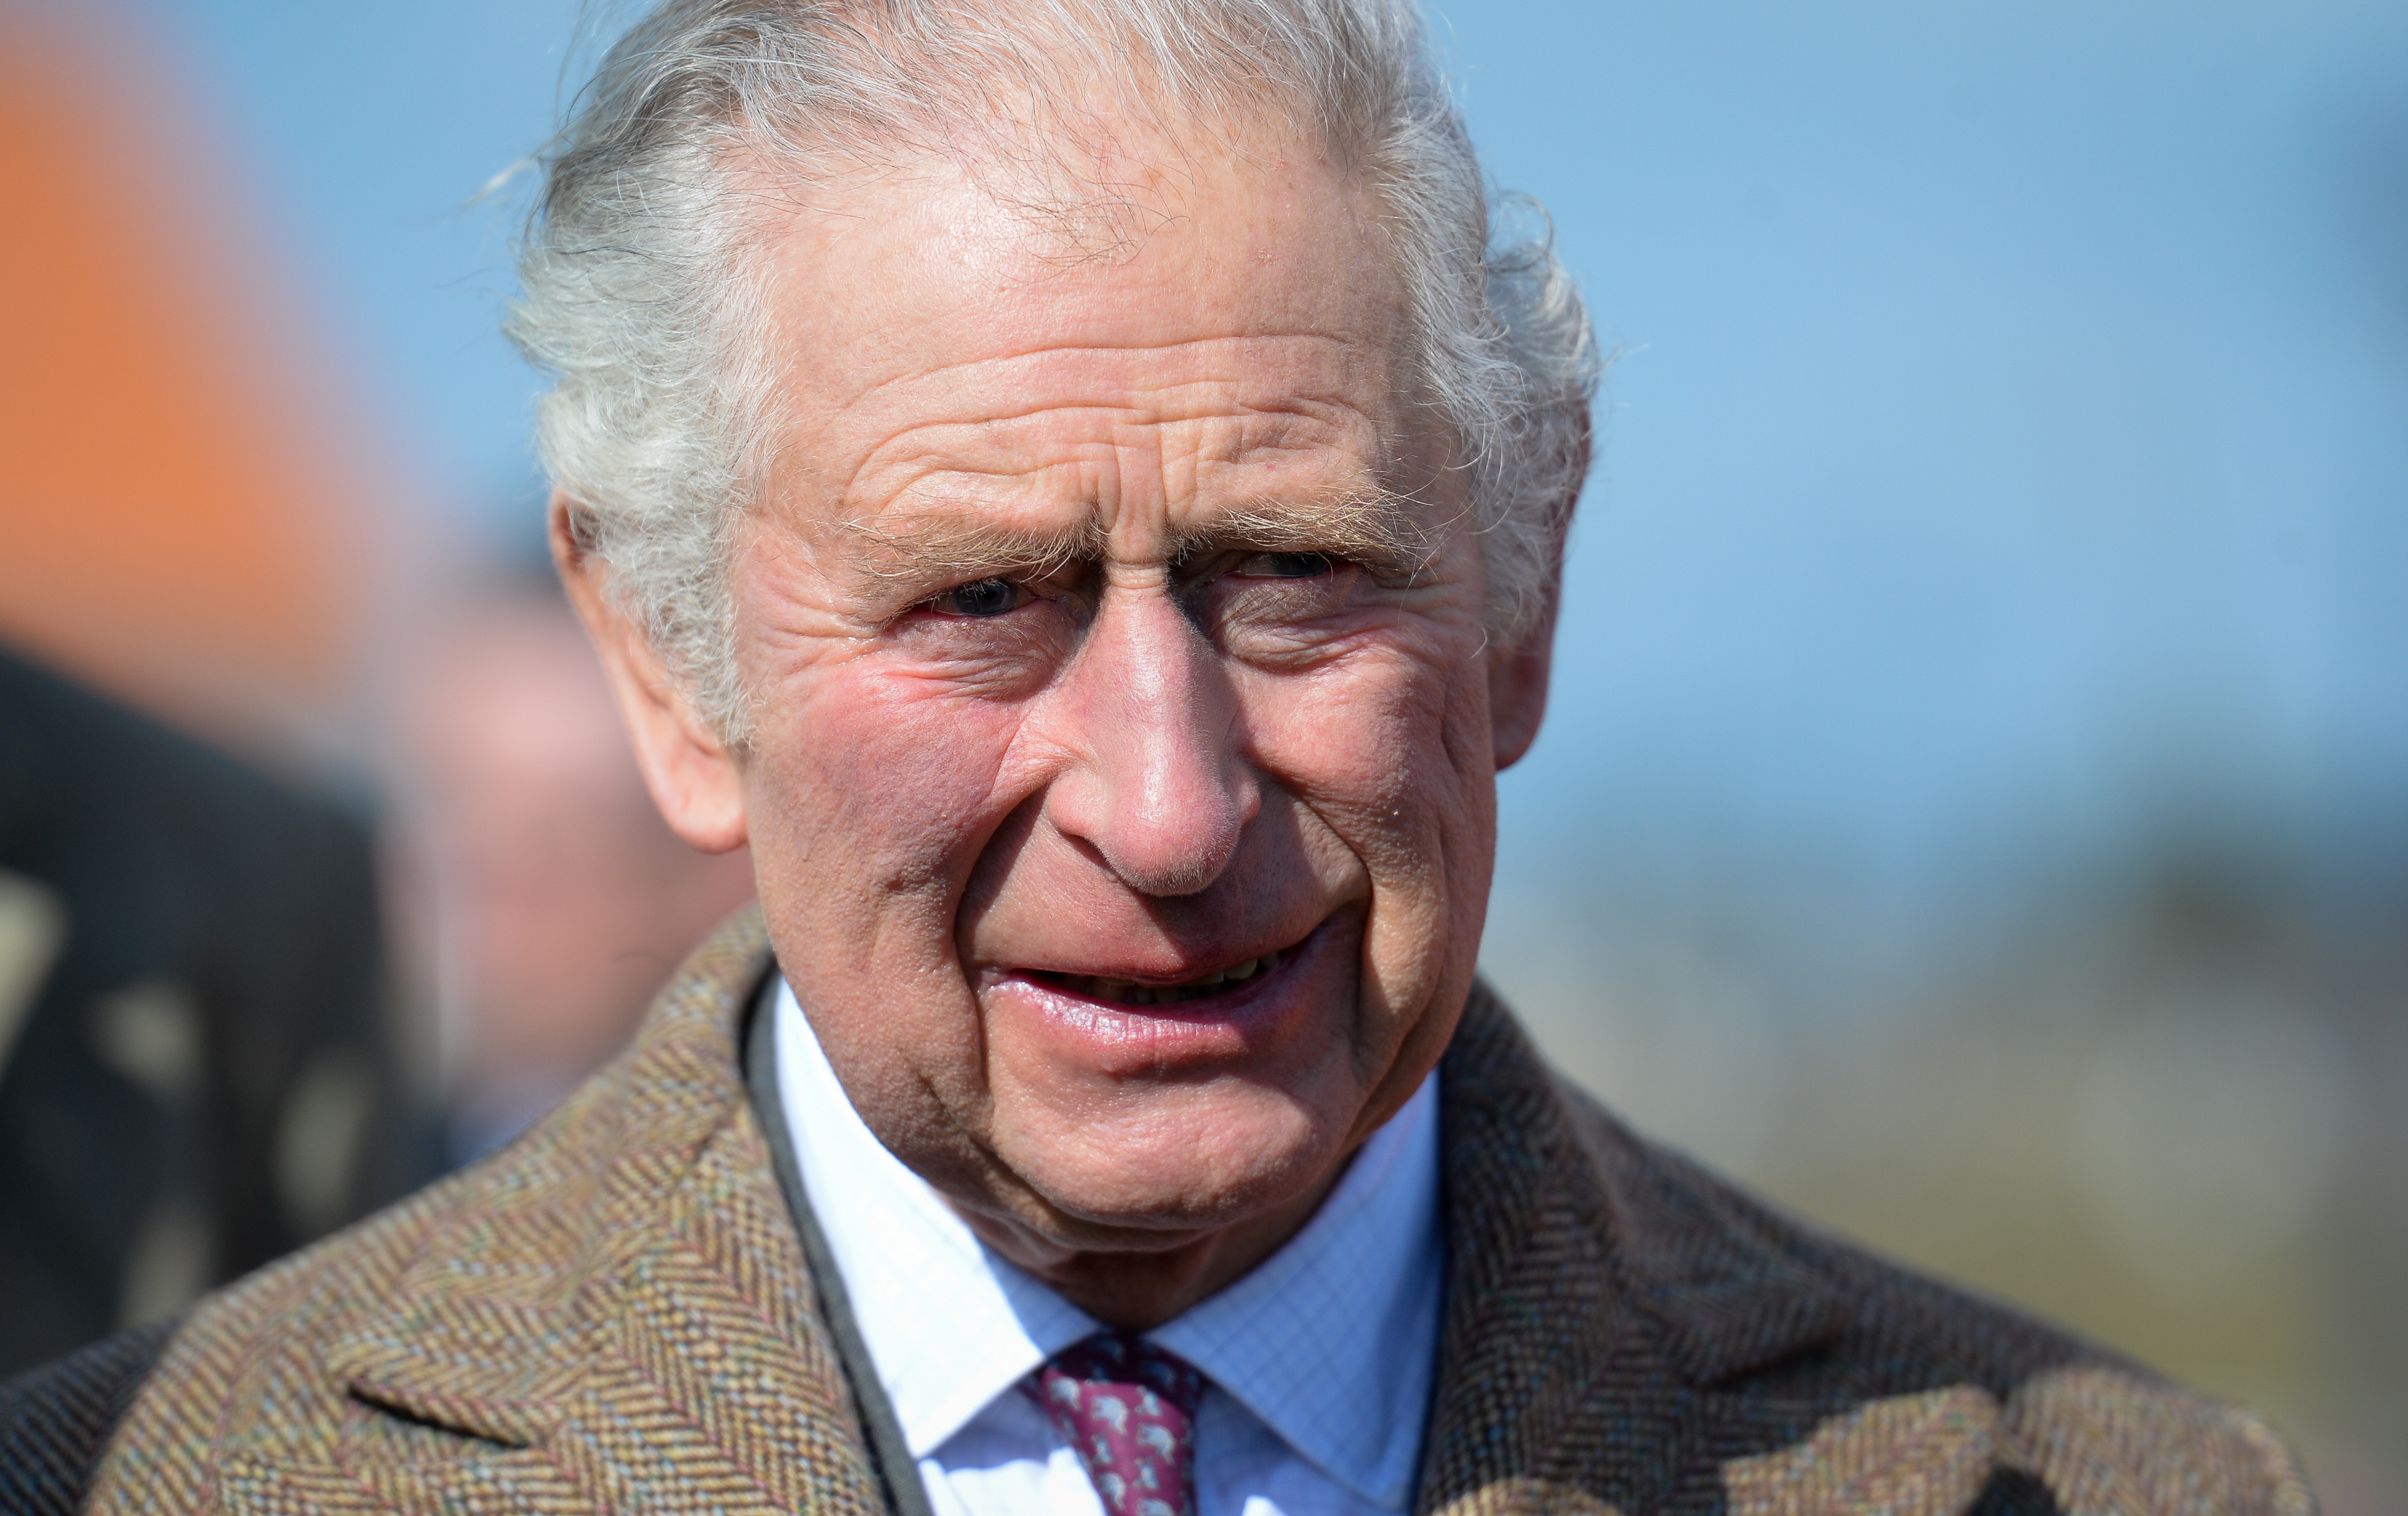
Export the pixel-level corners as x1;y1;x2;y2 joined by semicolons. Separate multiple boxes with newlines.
561;125;1560;1329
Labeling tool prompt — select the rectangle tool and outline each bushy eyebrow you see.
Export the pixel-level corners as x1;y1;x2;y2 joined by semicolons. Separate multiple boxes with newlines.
833;486;1444;605
1184;490;1441;577
834;515;1108;596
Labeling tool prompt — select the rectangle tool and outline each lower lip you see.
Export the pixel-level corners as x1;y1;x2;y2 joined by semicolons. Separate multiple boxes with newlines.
982;922;1333;1070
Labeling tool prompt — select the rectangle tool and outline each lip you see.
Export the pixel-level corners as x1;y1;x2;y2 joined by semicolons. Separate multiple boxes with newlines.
1028;944;1288;1007
978;916;1340;1070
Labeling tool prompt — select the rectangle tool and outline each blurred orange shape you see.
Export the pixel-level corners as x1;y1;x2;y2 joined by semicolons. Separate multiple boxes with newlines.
0;12;374;745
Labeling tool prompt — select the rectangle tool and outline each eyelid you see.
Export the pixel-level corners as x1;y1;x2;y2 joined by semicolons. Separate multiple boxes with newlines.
1217;548;1344;577
907;574;1019;618
906;559;1103;621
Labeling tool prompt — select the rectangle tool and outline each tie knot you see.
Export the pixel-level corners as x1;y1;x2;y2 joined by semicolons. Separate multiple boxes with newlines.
1028;1334;1206;1516
1045;1333;1206;1416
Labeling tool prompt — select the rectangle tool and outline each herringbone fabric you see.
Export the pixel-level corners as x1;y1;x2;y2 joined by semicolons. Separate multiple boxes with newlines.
1416;1011;2316;1516
79;907;882;1516
14;903;2307;1515
0;1319;176;1515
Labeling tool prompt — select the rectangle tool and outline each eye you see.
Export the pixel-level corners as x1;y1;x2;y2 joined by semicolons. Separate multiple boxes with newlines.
927;577;1028;618
1234;551;1336;579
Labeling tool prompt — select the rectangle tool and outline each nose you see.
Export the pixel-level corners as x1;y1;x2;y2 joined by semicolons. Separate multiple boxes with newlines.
1040;584;1257;898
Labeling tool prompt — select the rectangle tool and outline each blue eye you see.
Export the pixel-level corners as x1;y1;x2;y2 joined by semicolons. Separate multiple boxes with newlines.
937;577;1024;617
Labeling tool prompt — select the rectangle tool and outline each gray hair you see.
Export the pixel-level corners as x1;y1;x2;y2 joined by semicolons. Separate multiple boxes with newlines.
509;0;1598;743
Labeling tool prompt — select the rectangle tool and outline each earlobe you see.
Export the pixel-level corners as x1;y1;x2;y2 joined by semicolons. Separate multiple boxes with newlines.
549;491;751;853
1488;600;1558;773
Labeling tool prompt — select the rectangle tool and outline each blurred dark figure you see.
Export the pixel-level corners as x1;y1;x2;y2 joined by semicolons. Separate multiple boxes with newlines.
0;649;398;1378
383;585;756;1167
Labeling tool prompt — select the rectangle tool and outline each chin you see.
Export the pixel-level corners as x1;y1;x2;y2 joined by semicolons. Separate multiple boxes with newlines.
996;1078;1348;1242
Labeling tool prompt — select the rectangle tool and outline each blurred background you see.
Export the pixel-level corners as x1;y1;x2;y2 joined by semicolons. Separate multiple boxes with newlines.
0;0;2399;1505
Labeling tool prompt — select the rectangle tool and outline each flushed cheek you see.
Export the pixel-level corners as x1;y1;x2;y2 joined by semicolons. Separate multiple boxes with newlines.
747;669;1032;977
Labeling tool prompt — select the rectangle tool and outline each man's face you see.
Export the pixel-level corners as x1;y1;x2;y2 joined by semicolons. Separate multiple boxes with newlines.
607;126;1547;1289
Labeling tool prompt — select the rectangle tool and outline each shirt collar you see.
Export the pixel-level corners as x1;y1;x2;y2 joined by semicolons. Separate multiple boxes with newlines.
773;978;1441;1511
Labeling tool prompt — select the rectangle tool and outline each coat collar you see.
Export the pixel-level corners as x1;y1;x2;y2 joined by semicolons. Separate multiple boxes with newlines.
318;906;893;1516
1416;983;1854;1516
321;915;1846;1516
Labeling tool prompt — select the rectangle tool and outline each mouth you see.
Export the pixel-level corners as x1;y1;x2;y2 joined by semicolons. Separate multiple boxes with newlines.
982;916;1348;1070
1032;950;1285;1009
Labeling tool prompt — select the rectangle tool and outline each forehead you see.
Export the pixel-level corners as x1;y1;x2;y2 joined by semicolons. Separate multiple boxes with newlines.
742;125;1427;540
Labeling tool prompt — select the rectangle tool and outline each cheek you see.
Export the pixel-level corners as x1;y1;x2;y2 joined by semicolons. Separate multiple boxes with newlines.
1241;636;1497;966
1243;640;1491;853
744;668;1029;958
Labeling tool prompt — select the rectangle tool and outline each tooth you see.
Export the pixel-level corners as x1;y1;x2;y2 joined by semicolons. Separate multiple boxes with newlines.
1197;970;1226;988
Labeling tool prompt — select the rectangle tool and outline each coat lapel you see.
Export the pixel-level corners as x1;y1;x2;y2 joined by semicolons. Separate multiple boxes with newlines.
215;908;890;1516
1416;983;1855;1516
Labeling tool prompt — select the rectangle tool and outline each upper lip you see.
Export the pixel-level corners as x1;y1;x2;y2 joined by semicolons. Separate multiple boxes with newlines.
1020;947;1287;1008
1021;949;1280;989
992;922;1322;991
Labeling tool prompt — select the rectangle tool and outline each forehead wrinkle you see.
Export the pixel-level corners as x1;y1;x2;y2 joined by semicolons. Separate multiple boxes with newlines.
843;389;1386;504
834;330;1380;419
833;386;1391;523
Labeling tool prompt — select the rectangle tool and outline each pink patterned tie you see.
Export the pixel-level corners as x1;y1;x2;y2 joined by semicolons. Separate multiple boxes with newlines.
1026;1333;1208;1516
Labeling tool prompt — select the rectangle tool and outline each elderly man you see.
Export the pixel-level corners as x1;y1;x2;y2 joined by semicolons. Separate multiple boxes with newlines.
1;3;2309;1514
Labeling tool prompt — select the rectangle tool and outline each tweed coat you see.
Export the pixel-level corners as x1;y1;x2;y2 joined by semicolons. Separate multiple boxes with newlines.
2;908;2311;1516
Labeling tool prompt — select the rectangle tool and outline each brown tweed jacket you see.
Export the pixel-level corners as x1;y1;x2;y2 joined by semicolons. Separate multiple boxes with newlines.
25;909;2311;1515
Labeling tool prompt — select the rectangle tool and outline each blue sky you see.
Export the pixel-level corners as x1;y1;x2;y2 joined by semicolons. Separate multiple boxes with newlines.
139;0;2408;960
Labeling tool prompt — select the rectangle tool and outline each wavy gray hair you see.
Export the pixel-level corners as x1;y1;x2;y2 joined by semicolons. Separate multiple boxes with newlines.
510;0;1599;743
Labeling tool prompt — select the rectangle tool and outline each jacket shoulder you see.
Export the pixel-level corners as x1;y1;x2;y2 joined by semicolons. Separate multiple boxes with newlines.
1551;1073;2318;1516
70;910;892;1516
1434;989;2312;1516
0;1322;178;1516
74;1157;484;1514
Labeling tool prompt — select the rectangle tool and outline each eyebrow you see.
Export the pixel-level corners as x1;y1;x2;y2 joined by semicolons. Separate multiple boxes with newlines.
834;514;1107;592
1193;489;1442;576
833;486;1445;603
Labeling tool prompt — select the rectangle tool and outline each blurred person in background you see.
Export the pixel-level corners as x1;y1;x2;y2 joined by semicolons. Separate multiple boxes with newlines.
0;650;401;1380
385;578;756;1168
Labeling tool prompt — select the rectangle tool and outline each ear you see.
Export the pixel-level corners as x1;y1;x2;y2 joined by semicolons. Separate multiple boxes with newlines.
1488;592;1558;773
550;490;749;853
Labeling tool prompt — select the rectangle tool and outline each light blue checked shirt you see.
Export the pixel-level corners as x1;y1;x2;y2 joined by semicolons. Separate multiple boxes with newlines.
773;979;1443;1516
